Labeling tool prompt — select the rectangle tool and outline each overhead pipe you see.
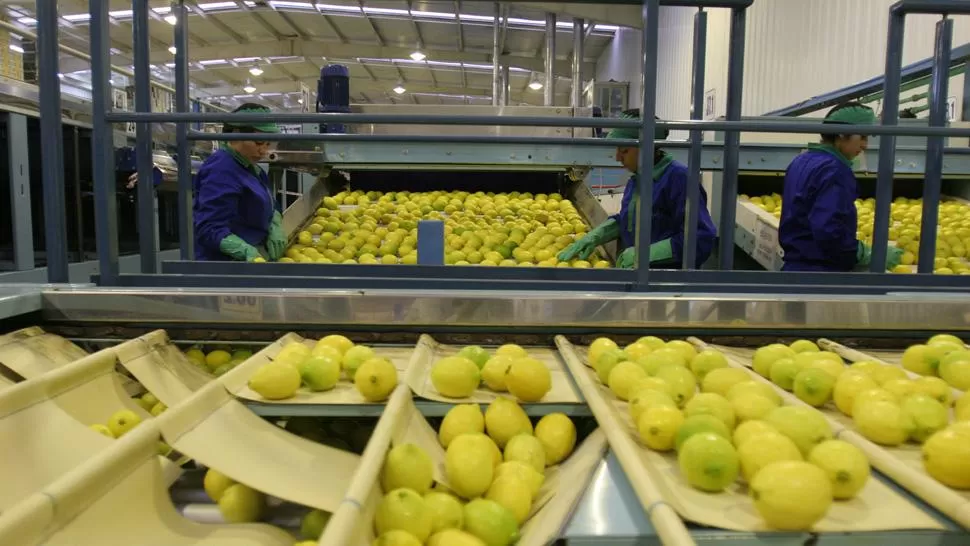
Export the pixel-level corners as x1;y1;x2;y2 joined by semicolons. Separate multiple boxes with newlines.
571;18;584;107
492;2;501;106
544;14;555;106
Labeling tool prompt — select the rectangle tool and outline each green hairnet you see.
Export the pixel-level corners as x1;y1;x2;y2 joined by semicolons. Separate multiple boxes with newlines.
226;105;279;133
825;105;876;126
606;111;669;142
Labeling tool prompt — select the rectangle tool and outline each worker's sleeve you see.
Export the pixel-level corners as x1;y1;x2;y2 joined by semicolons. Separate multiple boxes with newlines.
609;175;637;225
193;167;241;255
807;166;859;269
661;168;689;264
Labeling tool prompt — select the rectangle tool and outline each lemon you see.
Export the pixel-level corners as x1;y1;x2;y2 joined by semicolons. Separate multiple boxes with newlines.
833;371;879;415
792;368;836;407
248;362;301;400
503;434;545;472
458;345;491;369
607;361;648;401
506;357;552;402
637;406;684;451
218;483;264;523
666;340;698;363
495;344;528;359
431;356;481;398
900;394;949;442
929;333;964;346
534;413;576;465
808;440;870;499
481;355;514;391
624;341;653;361
484;398;533;448
752;344;796;377
765;406;833;456
439;404;485;448
737;431;802;482
702;368;753;396
853;400;908;446
848;360;882;376
376;488;433;542
654;365;697;407
956;393;970;421
446;434;495;499
769;358;806;391
851;388;897;416
485;476;532;523
939;353;970;390
342;345;376;380
424;492;464;533
732;394;778;422
588;338;619;366
790;340;820;353
675;414;731;451
462;499;519;546
882;379;916;400
630;376;673;398
495;461;544;496
373;530;423;546
804;356;845;379
870;365;909;385
901;344;937;375
355;358;398;402
725;380;783;407
733;420;779;448
913;376;953;406
685;393;737;430
628;389;678;423
646;348;688;370
382;443;434;494
922;427;970;488
637;336;666;350
205;349;232;371
311;343;342;360
750;461;832;530
203;468;236;502
301;509;331;540
317;334;354;355
594;347;629;384
689;349;729;381
678;433;740;492
185;348;206;367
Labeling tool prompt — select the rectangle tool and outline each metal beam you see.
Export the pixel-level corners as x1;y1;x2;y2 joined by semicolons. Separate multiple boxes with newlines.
544;14;555;106
6;113;33;270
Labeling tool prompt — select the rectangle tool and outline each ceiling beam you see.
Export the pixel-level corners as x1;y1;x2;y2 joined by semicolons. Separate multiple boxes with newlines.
200;77;560;101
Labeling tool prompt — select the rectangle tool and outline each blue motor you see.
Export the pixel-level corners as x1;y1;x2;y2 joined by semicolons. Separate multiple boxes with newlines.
317;64;350;134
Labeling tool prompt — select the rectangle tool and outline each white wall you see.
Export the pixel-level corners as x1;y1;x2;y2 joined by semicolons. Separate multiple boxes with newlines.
595;2;970;126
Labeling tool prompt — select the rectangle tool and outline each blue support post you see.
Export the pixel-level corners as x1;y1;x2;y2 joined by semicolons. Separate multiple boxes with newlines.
682;9;707;270
417;221;445;265
634;0;661;289
90;0;119;285
175;1;193;260
917;17;953;274
871;11;907;273
6;113;33;270
133;0;157;273
963;54;970;123
716;7;746;270
35;0;68;282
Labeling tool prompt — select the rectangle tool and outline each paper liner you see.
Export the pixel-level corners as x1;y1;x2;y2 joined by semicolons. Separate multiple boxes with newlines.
554;336;695;546
0;326;88;380
321;388;606;546
690;338;966;530
154;379;360;513
0;347;180;512
817;339;964;401
561;336;943;534
0;423;293;546
220;333;414;404
405;334;581;403
113;330;215;406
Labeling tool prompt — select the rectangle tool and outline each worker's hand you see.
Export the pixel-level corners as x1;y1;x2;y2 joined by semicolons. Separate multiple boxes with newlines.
219;234;262;262
855;241;872;267
616;247;636;269
557;235;597;262
266;211;287;261
126;172;138;189
885;246;904;271
649;239;674;263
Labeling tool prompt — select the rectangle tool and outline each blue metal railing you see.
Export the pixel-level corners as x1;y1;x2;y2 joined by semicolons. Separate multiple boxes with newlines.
34;0;970;291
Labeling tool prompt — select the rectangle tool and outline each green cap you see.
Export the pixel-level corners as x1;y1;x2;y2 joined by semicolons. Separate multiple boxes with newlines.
606;111;669;142
825;105;876;126
226;105;279;134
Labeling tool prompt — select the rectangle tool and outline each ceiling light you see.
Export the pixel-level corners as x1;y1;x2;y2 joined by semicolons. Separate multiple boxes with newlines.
393;84;406;94
168;46;177;54
409;51;426;61
298;98;304;104
243;83;256;93
528;80;543;90
164;14;178;25
249;66;264;76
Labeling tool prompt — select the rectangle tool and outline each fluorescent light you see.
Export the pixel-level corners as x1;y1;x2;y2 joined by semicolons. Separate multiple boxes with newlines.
249;66;264;76
63;13;91;22
198;2;237;10
109;9;133;18
298;98;304;104
269;1;314;8
198;59;229;65
57;73;64;79
234;57;260;63
168;46;177;54
9;44;23;54
164;14;178;25
393;85;406;94
528;81;543;90
409;51;426;61
243;84;256;93
17;17;36;25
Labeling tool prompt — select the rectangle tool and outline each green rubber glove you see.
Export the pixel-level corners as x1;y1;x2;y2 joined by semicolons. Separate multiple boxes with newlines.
885;246;904;270
856;241;872;267
558;219;620;262
616;247;636;268
649;239;674;263
266;211;287;261
219;234;262;262
857;241;905;271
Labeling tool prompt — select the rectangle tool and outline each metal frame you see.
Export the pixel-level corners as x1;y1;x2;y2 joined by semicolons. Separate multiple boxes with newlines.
28;0;966;292
5;113;33;271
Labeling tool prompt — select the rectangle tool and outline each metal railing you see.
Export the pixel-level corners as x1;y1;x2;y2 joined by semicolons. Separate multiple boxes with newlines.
33;0;970;292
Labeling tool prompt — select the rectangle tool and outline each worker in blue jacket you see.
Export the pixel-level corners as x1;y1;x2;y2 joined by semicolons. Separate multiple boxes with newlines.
558;110;716;268
779;102;903;271
194;103;287;262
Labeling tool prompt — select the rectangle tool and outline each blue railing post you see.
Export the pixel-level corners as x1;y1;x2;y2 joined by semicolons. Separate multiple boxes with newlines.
682;8;708;270
716;6;746;270
174;1;194;260
634;0;661;289
133;0;157;273
90;0;120;285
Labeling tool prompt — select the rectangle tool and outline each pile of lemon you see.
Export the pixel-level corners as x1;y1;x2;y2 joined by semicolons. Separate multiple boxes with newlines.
279;190;611;268
429;343;552;403
587;336;870;531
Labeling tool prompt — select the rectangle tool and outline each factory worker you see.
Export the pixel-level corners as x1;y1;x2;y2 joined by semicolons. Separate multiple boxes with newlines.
779;102;903;271
194;103;287;262
558;110;717;269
